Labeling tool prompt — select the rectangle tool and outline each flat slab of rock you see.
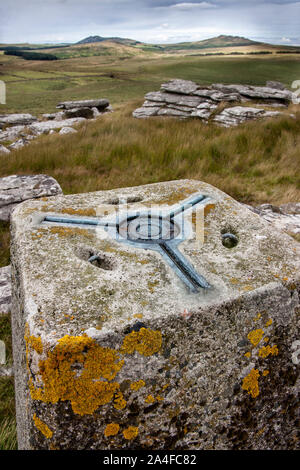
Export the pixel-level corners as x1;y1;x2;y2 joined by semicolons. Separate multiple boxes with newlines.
0;266;11;315
213;106;281;127
133;80;298;125
0;174;63;222
0;114;37;127
57;99;110;111
29;118;86;135
10;179;300;450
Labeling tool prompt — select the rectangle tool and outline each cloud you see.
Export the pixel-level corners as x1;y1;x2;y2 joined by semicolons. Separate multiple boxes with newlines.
281;36;291;41
160;2;217;10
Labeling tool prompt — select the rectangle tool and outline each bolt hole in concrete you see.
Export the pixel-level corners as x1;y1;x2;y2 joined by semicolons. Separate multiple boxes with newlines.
76;247;115;270
221;228;239;249
104;196;144;205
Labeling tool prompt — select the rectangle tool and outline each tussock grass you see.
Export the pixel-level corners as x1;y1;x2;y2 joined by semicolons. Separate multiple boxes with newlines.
0;416;17;450
1;103;299;205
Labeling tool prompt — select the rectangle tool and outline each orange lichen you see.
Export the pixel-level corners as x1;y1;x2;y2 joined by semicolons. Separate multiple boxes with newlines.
258;345;279;358
244;352;251;358
114;391;127;410
265;319;273;327
121;328;162;357
28;334;124;416
104;423;120;437
130;380;146;391
204;203;216;216
263;370;269;377
254;313;261;322
49;226;94;240
242;368;260;398
33;414;53;439
247;329;264;347
24;326;43;355
145;395;156;404
123;426;139;440
60;207;96;217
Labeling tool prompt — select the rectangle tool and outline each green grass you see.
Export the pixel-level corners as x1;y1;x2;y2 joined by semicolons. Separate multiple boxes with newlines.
0;316;16;450
1;55;300;114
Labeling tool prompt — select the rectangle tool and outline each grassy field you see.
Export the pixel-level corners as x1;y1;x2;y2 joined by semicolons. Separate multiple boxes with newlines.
1;52;300;113
0;49;300;450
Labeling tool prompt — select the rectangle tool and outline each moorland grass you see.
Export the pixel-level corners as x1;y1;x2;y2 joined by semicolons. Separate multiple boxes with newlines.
1;104;299;203
1;54;300;114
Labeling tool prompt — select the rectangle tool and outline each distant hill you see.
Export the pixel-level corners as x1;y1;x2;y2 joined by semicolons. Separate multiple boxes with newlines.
76;35;141;47
159;35;262;51
2;35;299;62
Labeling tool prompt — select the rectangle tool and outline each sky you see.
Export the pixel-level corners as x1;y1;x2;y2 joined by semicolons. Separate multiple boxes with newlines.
0;0;299;45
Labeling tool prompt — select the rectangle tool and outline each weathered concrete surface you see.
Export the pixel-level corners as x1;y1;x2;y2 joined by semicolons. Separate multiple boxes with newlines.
0;174;63;222
10;180;300;450
0;266;11;315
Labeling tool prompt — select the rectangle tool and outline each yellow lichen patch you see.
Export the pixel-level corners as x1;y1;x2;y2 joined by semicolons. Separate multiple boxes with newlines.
133;314;143;319
230;278;239;285
265;319;273;327
148;280;159;293
247;329;264;347
264;337;270;343
145;395;156;404
49;226;94;240
104;423;120;437
242;285;254;292
204;203;216;216
130;380;146;391
263;370;269;377
123;426;139;440
114;391;127;410
258;345;279;358
60;207;96;217
28;334;124;416
24;326;43;355
244;352;251;358
242;368;260;398
121;328;162;357
33;414;53;439
254;313;261;322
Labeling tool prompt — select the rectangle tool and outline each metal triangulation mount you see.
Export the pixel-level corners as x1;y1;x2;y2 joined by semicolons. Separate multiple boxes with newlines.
41;193;212;293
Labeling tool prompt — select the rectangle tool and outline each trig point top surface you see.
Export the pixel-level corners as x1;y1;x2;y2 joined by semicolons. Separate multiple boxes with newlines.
11;179;300;342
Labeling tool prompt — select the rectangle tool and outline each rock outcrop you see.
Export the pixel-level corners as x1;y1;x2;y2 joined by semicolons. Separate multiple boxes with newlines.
0;266;11;315
246;202;300;237
0;98;112;154
0;174;63;222
133;79;298;126
0;114;37;127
